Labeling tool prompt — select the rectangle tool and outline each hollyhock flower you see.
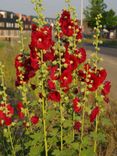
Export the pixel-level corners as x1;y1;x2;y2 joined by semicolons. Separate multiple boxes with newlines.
90;106;100;123
31;116;39;125
104;97;110;103
73;98;81;113
60;69;72;88
75;48;86;64
97;69;107;86
15;53;24;68
59;10;71;25
18;112;25;119
87;73;99;91
61;21;75;37
65;53;79;71
74;121;81;131
31;26;53;50
17;102;23;111
43;49;55;62
48;79;56;90
32;24;37;32
30;50;39;70
4;117;12;126
0;110;5;119
48;91;61;102
102;81;111;96
49;65;58;80
7;104;14;116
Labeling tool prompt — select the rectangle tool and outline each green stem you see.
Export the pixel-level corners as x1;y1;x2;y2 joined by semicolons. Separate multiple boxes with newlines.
79;104;85;155
41;50;48;156
42;97;48;156
60;102;63;150
94;116;98;153
58;40;63;150
8;127;16;156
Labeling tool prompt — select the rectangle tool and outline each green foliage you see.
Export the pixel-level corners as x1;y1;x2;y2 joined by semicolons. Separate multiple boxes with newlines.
84;0;106;28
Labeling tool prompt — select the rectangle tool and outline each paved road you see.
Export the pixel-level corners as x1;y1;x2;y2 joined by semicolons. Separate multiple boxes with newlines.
84;45;117;101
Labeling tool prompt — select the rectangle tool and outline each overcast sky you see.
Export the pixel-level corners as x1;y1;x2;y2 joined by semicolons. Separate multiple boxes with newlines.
0;0;117;19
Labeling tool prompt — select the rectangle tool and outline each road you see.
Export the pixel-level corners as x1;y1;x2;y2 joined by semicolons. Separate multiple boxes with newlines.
84;45;117;101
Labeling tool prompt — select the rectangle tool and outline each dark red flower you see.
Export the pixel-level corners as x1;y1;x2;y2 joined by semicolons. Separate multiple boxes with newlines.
31;116;39;125
60;69;72;88
4;117;12;126
73;98;81;113
7;104;14;116
102;81;111;96
48;79;56;90
90;106;100;123
74;121;81;131
31;26;53;50
48;91;61;102
18;112;25;119
61;20;75;37
43;49;55;62
17;102;23;111
49;65;58;80
75;48;86;64
59;10;71;25
97;69;107;86
0;110;5;119
65;53;79;71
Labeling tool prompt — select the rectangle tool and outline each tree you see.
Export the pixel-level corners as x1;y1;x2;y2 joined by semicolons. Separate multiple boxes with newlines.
103;9;117;30
84;0;107;28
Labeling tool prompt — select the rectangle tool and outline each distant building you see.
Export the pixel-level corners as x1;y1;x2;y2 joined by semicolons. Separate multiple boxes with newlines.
0;10;56;40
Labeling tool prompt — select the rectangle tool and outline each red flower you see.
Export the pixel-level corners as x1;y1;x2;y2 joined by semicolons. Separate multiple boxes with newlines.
75;48;86;64
87;73;99;91
60;69;72;88
4;117;12;126
59;10;71;25
0;110;5;119
74;121;81;131
97;69;107;86
48;91;61;102
31;26;53;50
65;53;79;71
90;106;100;123
49;65;58;80
31;116;39;125
73;98;81;113
61;21;75;37
48;79;56;90
17;102;23;111
7;104;14;116
76;28;83;40
102;81;111;96
44;49;55;62
18;112;25;119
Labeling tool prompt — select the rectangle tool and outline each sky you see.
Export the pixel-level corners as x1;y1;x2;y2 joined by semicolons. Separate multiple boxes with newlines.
0;0;117;19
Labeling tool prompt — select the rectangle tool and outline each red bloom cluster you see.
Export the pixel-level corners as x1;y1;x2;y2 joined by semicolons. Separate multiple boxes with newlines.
59;10;82;40
74;121;81;131
0;103;14;126
90;106;100;123
102;81;111;96
15;53;39;86
73;98;81;113
31;116;39;125
17;101;25;119
78;65;107;92
31;26;53;50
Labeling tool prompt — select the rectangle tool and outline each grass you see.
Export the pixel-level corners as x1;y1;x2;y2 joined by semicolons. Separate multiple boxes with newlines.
84;38;117;48
0;34;30;101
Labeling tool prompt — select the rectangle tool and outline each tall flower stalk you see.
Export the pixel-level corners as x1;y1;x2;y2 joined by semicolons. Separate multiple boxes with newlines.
93;14;103;153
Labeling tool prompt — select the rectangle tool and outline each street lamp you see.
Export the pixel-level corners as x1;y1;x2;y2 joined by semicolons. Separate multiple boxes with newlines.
80;0;84;28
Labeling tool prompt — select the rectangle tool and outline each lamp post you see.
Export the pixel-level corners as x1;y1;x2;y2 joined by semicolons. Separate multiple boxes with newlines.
81;0;84;28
